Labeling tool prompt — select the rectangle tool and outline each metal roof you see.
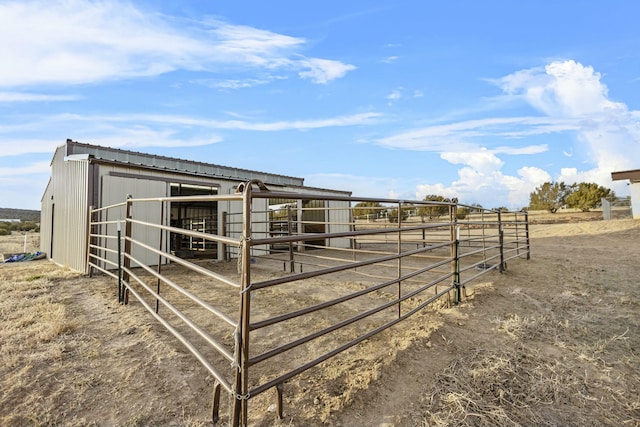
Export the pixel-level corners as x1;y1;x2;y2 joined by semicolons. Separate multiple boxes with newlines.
64;139;305;187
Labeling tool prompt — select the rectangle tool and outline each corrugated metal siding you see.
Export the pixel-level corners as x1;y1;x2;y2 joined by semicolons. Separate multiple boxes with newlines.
40;180;53;257
101;175;167;267
42;147;89;272
326;200;352;249
630;183;640;219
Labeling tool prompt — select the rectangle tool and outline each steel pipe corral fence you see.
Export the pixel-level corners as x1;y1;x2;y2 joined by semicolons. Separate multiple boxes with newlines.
86;180;530;426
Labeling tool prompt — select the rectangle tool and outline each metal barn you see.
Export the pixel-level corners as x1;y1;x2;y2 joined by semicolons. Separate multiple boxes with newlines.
40;140;352;272
611;169;640;219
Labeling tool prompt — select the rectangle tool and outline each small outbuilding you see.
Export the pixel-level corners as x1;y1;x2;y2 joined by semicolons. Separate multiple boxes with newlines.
611;169;640;219
41;139;352;272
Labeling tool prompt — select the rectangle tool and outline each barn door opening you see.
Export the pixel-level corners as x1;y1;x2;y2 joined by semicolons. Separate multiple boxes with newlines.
170;183;219;259
49;203;55;259
302;199;326;248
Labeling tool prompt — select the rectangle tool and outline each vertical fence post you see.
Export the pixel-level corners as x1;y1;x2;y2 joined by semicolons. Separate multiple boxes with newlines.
117;219;123;303
498;210;505;273
155;201;164;314
397;201;402;319
288;205;295;273
232;181;254;427
450;200;460;304
514;212;520;256
123;196;133;305
222;211;228;261
524;211;531;260
87;206;95;277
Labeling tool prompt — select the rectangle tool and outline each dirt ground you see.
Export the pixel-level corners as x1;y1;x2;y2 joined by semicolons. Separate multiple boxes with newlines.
1;218;639;426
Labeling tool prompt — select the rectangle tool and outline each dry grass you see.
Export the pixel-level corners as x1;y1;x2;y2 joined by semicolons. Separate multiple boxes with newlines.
0;263;81;426
0;231;40;259
415;222;640;427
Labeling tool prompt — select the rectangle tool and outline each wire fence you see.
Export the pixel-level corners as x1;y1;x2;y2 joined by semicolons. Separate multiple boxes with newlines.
87;180;530;426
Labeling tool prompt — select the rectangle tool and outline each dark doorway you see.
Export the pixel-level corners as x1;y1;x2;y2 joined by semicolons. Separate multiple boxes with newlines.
169;184;218;259
49;203;55;259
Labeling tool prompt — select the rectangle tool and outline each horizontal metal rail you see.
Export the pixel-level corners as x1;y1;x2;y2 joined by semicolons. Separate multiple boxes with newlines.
125;236;241;289
87;181;530;426
249;271;453;366
123;252;237;328
119;272;233;394
128;218;240;247
248;285;454;398
122;254;235;362
250;255;455;332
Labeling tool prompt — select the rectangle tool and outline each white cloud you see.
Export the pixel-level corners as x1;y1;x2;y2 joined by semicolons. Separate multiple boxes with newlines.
77;129;223;149
381;59;640;207
440;150;504;173
0;140;61;156
499;60;625;117
191;78;273;90
386;88;403;104
382;56;399;63
0;92;80;102
305;173;403;200
0;111;383;156
67;111;382;132
297;58;356;84
0;161;51;177
499;59;640;188
0;0;355;88
376;116;563;152
415;163;551;209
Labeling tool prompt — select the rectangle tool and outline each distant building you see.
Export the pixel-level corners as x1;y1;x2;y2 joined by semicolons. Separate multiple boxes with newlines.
0;219;21;223
41;139;351;272
611;169;640;219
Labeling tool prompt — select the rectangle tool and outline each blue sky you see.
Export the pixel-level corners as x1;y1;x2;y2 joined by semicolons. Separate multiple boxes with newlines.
1;0;639;210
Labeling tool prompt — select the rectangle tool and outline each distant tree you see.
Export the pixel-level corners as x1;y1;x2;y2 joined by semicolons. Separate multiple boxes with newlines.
468;203;483;213
529;182;569;213
418;195;451;220
456;207;468;220
13;221;39;232
353;202;383;220
388;204;411;223
565;182;615;212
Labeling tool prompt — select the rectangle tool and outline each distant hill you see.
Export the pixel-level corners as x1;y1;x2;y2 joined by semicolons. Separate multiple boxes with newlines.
0;208;40;222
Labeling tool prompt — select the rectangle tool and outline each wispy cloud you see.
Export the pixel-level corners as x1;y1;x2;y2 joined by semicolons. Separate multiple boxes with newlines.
0;111;383;156
385;87;403;104
0;92;80;102
0;161;51;177
191;76;286;90
63;111;383;132
376;116;566;152
0;0;355;88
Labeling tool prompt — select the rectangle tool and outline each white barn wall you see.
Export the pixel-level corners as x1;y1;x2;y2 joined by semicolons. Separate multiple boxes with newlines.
630;182;640;219
40;147;90;272
100;175;167;268
40;179;53;260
